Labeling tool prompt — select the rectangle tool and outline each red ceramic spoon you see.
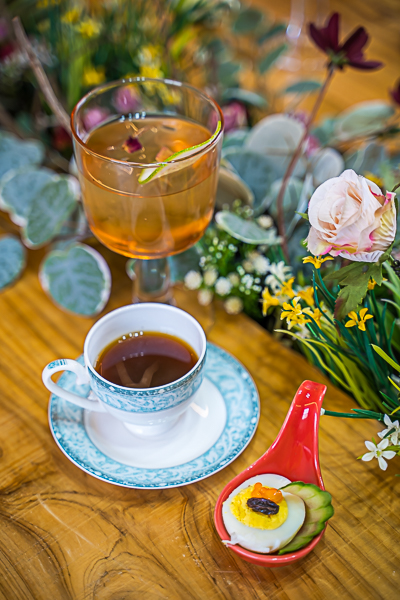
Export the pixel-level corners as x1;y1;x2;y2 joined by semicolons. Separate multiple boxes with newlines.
214;380;327;567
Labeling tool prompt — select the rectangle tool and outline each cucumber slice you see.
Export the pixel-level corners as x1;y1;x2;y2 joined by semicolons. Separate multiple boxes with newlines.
278;482;334;555
138;121;222;184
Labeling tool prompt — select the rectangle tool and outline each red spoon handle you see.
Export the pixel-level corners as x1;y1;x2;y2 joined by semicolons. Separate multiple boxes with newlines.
254;380;327;486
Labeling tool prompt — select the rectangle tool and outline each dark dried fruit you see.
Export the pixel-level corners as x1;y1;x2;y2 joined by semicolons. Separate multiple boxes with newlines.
247;497;279;515
122;136;142;153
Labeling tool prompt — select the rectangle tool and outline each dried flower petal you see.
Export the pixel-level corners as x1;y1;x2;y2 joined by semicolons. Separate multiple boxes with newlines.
122;136;142;154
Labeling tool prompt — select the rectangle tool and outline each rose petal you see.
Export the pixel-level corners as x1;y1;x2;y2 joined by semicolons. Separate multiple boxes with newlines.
122;136;142;153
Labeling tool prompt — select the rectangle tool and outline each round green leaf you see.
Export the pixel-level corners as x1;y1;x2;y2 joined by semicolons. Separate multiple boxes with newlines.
222;148;275;206
284;80;322;94
23;176;79;248
0;167;55;225
216;166;254;209
0;235;26;290
266;177;305;226
0;132;44;180
335;101;395;141
215;211;281;245
221;88;268;108
344;142;387;175
232;8;263;33
311;148;344;186
39;243;111;316
244;114;306;178
222;128;250;149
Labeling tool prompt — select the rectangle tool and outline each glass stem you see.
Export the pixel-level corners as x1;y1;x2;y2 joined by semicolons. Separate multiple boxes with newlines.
132;258;173;304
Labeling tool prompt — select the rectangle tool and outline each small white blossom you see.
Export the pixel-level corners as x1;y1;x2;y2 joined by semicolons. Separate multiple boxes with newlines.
228;273;240;286
378;414;400;445
250;253;270;275
224;296;243;315
242;274;254;289
257;215;273;229
184;270;202;290
215;277;232;296
203;268;218;286
361;438;396;470
198;289;213;306
265;261;293;292
242;260;254;273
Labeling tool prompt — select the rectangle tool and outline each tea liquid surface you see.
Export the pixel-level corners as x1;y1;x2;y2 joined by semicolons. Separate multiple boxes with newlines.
95;331;198;389
79;116;219;258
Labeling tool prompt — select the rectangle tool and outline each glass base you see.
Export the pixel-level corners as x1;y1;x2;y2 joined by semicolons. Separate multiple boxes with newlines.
127;257;174;304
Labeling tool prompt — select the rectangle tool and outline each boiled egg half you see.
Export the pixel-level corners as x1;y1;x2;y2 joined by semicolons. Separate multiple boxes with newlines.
222;474;305;554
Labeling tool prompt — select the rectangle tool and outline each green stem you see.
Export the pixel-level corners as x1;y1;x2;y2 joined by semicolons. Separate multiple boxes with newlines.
323;409;384;421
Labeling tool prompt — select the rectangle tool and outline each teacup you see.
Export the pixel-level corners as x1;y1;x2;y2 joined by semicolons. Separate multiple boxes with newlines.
42;303;207;437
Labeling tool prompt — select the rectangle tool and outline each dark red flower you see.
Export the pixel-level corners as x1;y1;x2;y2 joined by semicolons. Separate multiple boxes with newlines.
390;79;400;106
309;13;383;71
52;126;72;152
122;136;142;153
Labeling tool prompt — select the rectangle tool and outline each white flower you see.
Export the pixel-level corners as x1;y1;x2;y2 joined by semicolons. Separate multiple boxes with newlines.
203;268;218;286
215;277;232;296
242;260;254;273
224;296;243;315
250;253;270;275
257;215;273;229
184;270;202;290
264;261;292;292
228;273;240;286
378;414;400;445
361;438;396;470
198;289;213;306
242;274;254;289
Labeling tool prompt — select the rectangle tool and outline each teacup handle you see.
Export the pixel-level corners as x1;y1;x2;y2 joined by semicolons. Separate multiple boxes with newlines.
42;359;106;412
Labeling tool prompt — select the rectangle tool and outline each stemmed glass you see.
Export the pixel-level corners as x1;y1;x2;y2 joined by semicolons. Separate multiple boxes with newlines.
71;78;224;303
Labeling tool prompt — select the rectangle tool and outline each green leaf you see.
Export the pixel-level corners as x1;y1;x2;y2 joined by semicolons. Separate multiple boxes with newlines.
222;128;249;150
0;235;26;290
216;167;254;210
221;88;268;108
23;177;79;248
283;80;322;94
217;62;241;87
259;44;288;73
0;167;55;225
232;8;263;34
371;345;400;373
296;212;309;220
215;211;281;244
257;23;286;44
0;132;44;180
222;148;275;209
335;101;395;141
39;243;111;316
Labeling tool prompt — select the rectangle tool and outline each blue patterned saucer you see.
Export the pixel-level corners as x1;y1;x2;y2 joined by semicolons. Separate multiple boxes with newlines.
48;343;260;489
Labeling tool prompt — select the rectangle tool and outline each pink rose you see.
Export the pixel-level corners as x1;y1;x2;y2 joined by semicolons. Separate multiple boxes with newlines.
82;107;109;132
307;169;396;262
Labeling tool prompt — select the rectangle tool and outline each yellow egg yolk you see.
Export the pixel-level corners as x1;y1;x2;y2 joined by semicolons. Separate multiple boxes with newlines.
230;484;288;530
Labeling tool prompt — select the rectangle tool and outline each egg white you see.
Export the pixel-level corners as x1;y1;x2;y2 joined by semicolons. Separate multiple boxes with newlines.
222;474;306;554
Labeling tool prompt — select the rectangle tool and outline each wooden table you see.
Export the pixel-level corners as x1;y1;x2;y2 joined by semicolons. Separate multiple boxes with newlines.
2;2;400;598
1;242;399;600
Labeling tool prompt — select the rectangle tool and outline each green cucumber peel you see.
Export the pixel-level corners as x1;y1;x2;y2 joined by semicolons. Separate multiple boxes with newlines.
138;120;222;184
278;481;334;555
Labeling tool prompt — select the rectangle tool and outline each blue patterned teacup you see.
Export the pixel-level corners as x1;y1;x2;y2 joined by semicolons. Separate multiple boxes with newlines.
42;303;207;436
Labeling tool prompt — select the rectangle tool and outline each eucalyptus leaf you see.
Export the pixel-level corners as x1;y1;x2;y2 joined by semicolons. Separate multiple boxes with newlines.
257;23;286;44
232;8;263;33
215;211;281;245
0;167;55;225
222;128;249;149
284;80;321;94
265;177;304;227
169;246;202;283
335;101;395;141
23;177;79;248
345;142;387;175
39;243;111;316
216;166;254;209
259;43;288;73
222;148;275;206
0;132;44;180
0;235;26;290
311;118;337;146
221;88;268;108
311;148;344;187
217;62;241;87
245;114;306;178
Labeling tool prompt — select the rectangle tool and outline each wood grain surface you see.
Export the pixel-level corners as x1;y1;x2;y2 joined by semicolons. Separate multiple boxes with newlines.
1;1;400;599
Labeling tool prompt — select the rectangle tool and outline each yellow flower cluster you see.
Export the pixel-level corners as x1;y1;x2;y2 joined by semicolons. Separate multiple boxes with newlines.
280;298;324;329
345;308;373;332
83;65;106;87
77;18;102;39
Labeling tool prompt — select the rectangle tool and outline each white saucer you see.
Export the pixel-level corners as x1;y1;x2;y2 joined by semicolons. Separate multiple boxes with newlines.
84;378;227;469
49;343;260;488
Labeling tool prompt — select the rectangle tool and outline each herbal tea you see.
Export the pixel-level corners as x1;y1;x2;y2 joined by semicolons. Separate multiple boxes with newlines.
95;331;198;389
78;115;219;259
